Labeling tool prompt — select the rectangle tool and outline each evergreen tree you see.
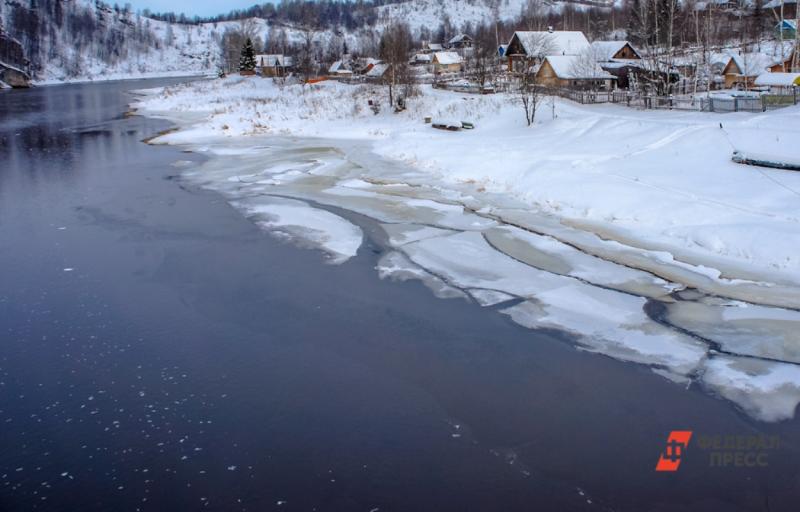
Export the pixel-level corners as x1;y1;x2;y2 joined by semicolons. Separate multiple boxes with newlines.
239;37;256;72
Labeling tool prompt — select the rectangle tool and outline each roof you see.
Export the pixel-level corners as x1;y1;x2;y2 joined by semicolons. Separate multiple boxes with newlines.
543;55;615;79
778;20;798;29
727;53;781;76
591;41;638;61
256;54;292;67
765;0;797;7
449;34;472;44
510;31;590;57
754;72;800;86
433;52;463;65
366;63;390;77
412;53;433;62
328;60;344;73
426;43;445;51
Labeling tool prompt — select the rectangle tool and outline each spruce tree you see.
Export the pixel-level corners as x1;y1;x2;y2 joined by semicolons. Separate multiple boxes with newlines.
239;38;256;72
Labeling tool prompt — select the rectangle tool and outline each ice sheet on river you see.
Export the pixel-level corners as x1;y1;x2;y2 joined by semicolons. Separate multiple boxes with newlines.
232;196;363;264
402;231;708;376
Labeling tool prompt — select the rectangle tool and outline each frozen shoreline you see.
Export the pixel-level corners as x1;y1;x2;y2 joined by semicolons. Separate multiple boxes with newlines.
132;81;800;422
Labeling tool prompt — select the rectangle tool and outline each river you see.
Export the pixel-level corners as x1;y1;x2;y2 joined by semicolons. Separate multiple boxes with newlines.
1;79;799;511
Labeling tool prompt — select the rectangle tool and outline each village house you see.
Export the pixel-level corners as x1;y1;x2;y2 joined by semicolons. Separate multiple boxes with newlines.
505;30;590;72
421;42;445;54
448;34;473;50
723;53;783;88
535;55;616;90
410;53;433;67
256;54;293;77
328;60;354;79
776;20;797;40
769;46;798;72
365;62;392;82
591;40;642;89
432;51;463;74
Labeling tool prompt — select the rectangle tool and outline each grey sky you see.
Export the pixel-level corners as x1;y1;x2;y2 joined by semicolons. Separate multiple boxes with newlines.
128;0;270;17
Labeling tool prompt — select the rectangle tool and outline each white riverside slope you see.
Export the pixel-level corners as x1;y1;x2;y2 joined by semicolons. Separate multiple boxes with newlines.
133;78;800;422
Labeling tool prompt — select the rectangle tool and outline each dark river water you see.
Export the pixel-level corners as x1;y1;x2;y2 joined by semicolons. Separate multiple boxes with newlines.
1;79;799;512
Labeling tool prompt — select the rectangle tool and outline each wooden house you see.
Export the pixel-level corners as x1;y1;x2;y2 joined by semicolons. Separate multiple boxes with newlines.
535;55;616;90
448;34;474;49
769;47;798;72
591;41;642;61
506;30;590;72
432;52;463;74
591;41;642;89
723;53;780;88
256;54;294;77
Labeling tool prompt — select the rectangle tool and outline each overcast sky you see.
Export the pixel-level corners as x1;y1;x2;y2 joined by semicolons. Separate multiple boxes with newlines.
129;0;269;17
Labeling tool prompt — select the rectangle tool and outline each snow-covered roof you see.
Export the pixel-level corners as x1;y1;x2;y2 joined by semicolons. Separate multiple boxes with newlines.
591;41;638;61
727;53;780;76
426;43;445;51
366;62;390;77
755;72;800;87
433;52;463;65
449;34;472;44
544;55;615;79
510;31;590;57
412;53;433;63
256;54;292;68
328;60;344;73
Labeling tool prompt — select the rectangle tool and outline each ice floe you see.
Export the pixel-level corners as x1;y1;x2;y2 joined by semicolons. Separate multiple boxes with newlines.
231;196;363;264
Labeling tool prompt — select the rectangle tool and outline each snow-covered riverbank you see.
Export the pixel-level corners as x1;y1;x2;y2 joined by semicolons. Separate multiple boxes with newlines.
132;77;800;422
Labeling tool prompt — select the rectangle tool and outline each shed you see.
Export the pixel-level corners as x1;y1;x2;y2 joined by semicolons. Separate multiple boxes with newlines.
755;72;800;93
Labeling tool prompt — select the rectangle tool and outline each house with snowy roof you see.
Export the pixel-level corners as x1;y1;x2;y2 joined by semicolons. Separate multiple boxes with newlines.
421;42;445;54
328;60;354;79
776;20;797;40
256;54;293;77
591;41;642;88
535;55;616;90
448;34;473;50
505;30;590;72
591;41;641;61
432;52;463;74
722;53;784;88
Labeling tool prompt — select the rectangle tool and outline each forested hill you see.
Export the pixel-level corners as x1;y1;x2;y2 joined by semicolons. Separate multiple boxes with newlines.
0;0;610;82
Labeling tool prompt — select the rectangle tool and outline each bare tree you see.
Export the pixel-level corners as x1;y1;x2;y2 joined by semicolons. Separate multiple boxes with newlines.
471;22;498;89
379;22;412;108
518;63;546;126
